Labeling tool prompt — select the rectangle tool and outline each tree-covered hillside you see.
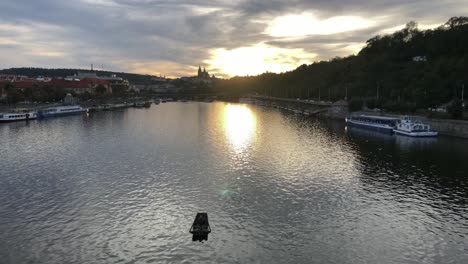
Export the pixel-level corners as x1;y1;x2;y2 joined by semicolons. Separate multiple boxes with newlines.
215;17;468;111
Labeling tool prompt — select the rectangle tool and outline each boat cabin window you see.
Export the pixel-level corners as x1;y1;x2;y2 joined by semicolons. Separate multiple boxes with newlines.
353;116;396;126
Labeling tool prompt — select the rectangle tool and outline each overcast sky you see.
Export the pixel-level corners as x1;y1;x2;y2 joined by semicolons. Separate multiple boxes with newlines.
0;0;467;78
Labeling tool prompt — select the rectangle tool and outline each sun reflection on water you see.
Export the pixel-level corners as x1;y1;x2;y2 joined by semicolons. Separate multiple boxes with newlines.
223;104;257;152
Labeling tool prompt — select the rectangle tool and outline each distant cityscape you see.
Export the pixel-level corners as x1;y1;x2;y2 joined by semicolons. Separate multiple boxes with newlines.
0;65;217;98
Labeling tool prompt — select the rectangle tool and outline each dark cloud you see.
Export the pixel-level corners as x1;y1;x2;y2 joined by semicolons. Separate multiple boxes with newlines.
0;0;466;77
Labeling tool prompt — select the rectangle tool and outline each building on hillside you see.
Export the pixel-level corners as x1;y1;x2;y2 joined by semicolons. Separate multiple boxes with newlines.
65;72;129;92
0;80;39;99
0;78;111;95
0;74;36;82
50;78;111;94
197;65;213;79
0;80;39;91
36;76;52;82
131;83;179;93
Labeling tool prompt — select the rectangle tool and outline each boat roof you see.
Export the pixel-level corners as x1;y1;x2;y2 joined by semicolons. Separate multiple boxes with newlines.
45;105;82;109
0;112;30;115
356;115;399;120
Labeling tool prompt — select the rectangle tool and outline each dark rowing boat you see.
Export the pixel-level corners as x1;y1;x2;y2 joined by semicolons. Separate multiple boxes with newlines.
190;213;211;241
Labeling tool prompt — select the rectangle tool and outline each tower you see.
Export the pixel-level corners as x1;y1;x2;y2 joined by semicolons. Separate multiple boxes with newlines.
198;65;202;78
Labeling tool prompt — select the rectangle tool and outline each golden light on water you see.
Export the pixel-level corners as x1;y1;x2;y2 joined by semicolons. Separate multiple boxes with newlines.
223;104;257;151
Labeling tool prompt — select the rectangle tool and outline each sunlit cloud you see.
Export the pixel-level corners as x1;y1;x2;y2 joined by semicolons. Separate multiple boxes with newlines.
28;51;66;57
0;1;467;77
265;13;375;37
207;43;316;77
0;38;18;45
82;0;120;7
189;6;224;15
380;23;442;35
343;42;366;55
123;60;193;78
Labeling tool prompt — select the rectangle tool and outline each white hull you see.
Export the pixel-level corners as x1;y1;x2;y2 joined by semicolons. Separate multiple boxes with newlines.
37;106;87;118
393;129;438;137
393;116;438;137
0;112;37;122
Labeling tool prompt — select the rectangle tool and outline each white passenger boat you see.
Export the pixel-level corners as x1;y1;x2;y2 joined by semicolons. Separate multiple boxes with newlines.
345;115;398;134
37;105;87;118
0;111;37;122
393;116;438;137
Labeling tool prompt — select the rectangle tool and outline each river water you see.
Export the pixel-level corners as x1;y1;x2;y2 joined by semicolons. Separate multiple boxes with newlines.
0;102;467;263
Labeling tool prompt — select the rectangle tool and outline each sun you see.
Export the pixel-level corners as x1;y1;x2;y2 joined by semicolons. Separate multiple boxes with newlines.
207;44;316;77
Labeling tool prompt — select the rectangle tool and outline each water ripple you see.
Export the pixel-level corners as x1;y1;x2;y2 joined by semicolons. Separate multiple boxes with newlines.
0;103;467;263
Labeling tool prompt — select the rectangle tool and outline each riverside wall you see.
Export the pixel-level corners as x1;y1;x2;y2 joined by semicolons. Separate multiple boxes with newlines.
428;118;468;138
248;97;468;139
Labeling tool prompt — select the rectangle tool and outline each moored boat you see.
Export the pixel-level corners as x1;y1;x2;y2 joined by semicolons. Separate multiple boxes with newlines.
102;104;114;111
393;116;438;137
134;101;151;108
0;111;37;122
345;114;398;134
37;105;87;118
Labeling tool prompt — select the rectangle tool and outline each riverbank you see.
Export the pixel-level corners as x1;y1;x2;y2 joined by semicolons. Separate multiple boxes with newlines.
332;110;468;138
0;97;156;112
243;97;468;139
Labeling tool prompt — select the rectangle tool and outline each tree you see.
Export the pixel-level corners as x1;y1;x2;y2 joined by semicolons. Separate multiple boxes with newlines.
444;16;468;29
447;99;463;119
95;85;107;95
3;81;14;93
348;98;363;112
6;88;25;105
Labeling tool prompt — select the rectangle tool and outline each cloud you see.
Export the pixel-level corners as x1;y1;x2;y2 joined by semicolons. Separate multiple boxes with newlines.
265;14;375;37
0;0;467;78
207;43;317;77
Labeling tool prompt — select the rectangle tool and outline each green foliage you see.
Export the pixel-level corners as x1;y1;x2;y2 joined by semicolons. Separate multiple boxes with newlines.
447;99;463;119
6;88;25;104
348;98;363;112
382;101;417;113
213;16;468;114
2;83;70;104
112;85;126;95
95;85;107;95
3;81;15;92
